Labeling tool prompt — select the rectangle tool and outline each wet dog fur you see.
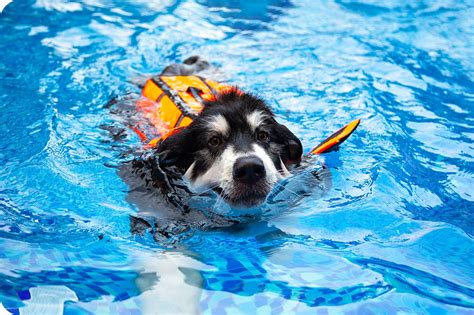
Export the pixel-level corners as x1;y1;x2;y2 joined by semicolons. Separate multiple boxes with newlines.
155;57;303;208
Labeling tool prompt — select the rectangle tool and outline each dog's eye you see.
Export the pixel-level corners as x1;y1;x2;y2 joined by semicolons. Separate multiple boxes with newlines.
209;136;223;147
256;131;270;142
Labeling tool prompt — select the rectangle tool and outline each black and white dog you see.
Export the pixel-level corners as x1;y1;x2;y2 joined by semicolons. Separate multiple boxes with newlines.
111;57;331;238
137;57;302;211
156;87;303;208
111;57;330;238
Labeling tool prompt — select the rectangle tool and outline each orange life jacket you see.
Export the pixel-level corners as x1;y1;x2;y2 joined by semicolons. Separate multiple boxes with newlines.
135;75;360;154
135;75;235;147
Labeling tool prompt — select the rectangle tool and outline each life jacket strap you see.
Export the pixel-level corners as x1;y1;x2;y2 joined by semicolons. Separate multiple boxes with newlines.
151;77;198;120
310;119;360;154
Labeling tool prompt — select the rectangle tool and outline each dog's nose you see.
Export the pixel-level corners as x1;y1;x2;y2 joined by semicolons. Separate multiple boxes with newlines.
233;157;266;184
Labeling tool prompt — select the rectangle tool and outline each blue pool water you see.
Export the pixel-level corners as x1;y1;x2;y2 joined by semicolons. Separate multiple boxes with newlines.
1;0;473;313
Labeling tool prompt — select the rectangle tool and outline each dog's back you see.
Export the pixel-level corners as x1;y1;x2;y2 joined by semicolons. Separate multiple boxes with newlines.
160;56;211;76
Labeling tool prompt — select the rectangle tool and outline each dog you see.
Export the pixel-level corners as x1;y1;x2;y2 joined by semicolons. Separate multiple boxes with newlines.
109;57;332;240
146;57;303;209
156;93;302;208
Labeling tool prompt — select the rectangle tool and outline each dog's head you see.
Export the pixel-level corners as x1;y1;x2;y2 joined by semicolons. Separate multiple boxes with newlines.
156;89;302;208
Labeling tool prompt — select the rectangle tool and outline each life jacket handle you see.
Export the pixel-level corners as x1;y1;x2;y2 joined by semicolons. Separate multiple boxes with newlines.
187;86;205;103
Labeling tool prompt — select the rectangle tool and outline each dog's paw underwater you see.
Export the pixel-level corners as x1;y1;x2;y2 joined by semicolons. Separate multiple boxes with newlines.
105;57;360;240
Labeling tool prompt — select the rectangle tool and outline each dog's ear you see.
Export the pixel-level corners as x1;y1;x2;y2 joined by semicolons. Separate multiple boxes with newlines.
155;128;195;169
274;123;303;166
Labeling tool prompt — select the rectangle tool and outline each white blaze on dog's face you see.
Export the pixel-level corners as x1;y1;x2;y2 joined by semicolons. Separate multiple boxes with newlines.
157;90;303;208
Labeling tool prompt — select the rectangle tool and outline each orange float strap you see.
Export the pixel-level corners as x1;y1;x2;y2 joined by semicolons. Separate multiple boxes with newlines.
310;119;361;154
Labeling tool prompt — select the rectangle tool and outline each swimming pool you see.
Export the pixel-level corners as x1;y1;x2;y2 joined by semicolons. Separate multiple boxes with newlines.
1;0;473;313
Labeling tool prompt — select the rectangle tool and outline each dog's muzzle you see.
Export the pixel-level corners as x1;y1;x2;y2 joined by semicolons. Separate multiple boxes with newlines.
232;156;266;185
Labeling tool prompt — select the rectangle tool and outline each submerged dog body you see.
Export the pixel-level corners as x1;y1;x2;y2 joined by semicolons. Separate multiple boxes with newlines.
109;57;334;238
156;88;303;208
